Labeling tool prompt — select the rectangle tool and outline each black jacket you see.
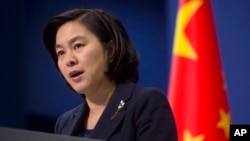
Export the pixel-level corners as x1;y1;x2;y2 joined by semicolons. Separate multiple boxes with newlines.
55;82;177;141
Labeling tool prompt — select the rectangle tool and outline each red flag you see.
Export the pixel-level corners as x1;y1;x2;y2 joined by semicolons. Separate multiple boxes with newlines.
168;0;231;141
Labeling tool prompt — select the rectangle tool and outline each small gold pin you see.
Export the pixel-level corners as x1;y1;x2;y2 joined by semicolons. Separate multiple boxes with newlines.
110;100;125;120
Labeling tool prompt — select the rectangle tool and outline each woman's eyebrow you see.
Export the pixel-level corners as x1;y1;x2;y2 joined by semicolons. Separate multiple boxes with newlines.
55;35;87;49
68;35;87;45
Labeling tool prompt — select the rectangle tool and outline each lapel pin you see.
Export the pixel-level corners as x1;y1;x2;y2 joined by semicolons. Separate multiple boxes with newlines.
110;100;125;120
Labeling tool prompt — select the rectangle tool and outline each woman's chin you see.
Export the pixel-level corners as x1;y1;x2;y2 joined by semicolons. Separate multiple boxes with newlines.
71;83;87;94
74;88;85;94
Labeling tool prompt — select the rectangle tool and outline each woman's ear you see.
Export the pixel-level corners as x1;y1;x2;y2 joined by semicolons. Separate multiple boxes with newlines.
105;40;114;63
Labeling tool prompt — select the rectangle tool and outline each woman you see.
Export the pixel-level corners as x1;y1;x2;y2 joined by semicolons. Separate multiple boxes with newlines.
43;9;177;141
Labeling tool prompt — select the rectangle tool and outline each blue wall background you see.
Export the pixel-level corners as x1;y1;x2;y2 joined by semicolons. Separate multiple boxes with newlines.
0;0;249;132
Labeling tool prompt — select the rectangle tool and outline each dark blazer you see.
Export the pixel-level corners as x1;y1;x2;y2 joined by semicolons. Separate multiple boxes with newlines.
55;82;177;141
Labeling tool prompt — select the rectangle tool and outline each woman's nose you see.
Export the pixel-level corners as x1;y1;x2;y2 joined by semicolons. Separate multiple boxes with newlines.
66;53;78;67
67;60;77;67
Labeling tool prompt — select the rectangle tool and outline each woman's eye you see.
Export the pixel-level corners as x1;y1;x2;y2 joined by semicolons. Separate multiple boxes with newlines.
74;43;84;49
56;50;64;57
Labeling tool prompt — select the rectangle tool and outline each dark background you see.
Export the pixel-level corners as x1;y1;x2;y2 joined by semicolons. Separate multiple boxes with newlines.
0;0;249;133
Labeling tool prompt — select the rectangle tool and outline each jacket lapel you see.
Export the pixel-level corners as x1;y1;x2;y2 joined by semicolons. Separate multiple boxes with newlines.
64;102;88;136
90;82;136;140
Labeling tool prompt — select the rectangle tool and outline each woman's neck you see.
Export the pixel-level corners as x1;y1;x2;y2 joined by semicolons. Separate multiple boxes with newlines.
85;80;116;114
84;80;116;129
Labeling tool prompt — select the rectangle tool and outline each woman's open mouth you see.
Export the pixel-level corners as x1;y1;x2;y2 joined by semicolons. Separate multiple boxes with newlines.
70;71;84;81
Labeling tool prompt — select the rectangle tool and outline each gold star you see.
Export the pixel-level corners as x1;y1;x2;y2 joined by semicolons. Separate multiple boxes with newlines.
173;0;203;60
217;108;231;138
184;130;205;141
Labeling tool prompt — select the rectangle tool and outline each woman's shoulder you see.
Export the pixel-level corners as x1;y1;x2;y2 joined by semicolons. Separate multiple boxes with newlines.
133;84;166;100
54;103;85;133
123;83;169;112
129;84;173;123
57;103;84;121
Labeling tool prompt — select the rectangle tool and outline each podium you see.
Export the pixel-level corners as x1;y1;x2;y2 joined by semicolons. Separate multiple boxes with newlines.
0;127;104;141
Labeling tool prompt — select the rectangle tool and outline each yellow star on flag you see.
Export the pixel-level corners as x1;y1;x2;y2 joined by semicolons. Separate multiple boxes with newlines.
217;108;231;138
184;130;205;141
173;0;203;60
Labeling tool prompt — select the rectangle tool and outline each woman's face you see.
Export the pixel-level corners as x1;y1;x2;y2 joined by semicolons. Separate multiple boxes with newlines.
55;21;109;94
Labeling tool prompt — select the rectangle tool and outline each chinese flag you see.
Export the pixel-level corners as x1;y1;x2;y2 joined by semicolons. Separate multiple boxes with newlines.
168;0;231;141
